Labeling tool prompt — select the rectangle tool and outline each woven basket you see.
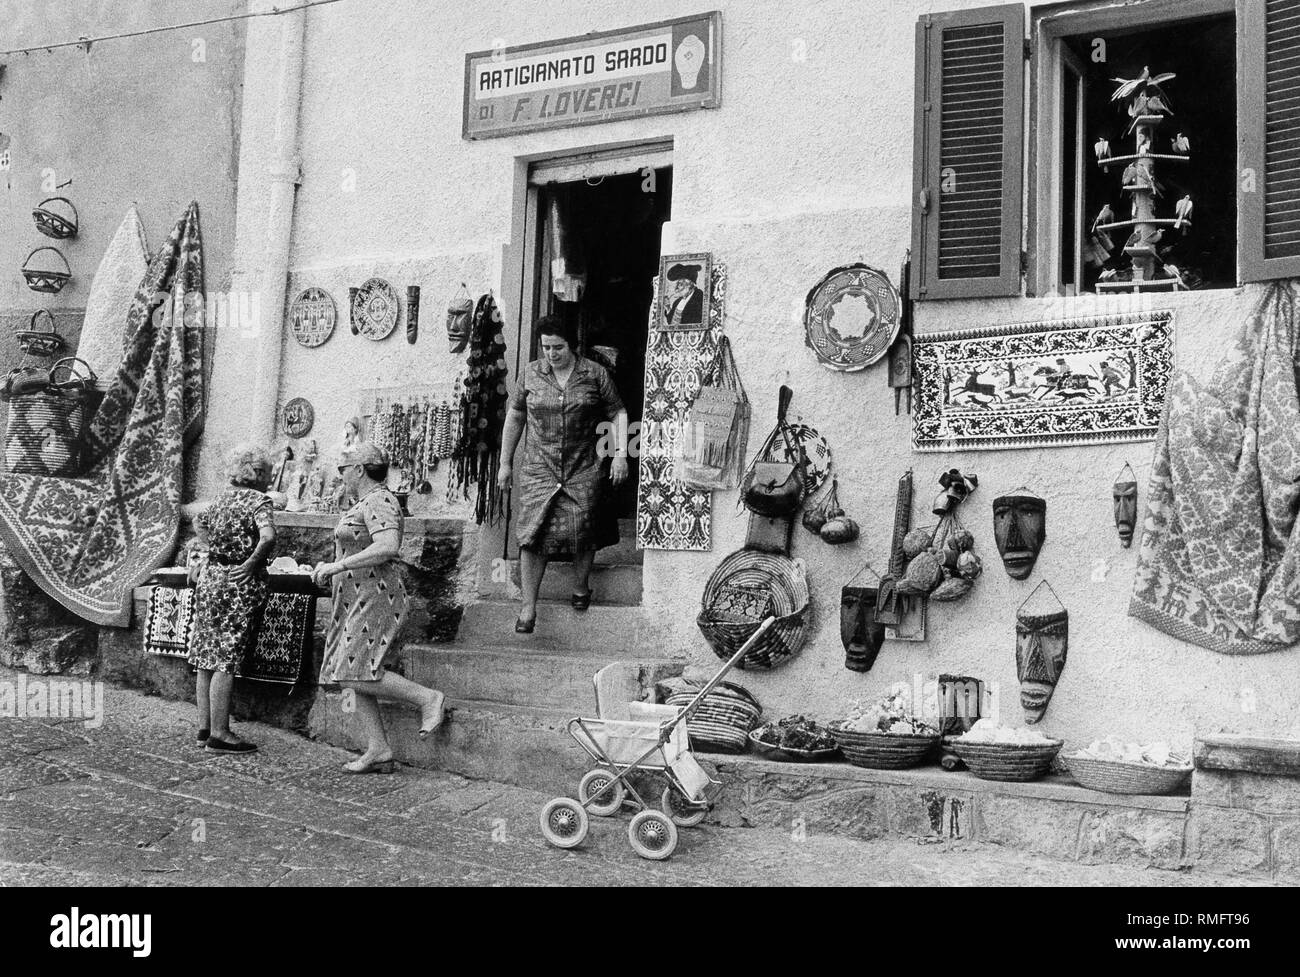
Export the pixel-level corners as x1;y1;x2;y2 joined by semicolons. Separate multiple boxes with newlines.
22;246;72;294
828;723;940;769
32;197;78;239
1062;754;1192;795
948;739;1063;782
664;682;761;753
698;549;810;670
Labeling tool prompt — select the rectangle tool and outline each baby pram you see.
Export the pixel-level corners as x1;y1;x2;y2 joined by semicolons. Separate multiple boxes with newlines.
540;616;776;860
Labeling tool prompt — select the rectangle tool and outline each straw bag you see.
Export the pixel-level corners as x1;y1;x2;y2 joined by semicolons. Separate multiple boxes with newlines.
680;337;750;491
662;679;763;753
2;357;97;476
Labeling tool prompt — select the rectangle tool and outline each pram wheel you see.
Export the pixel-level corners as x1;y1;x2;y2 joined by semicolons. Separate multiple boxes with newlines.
628;810;678;860
540;798;589;849
580;768;625;817
662;786;709;828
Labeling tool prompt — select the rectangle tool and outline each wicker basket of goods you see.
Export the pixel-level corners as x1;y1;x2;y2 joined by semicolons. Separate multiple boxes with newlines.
947;720;1063;782
828;691;940;769
660;677;762;754
1062;737;1192;795
749;715;840;762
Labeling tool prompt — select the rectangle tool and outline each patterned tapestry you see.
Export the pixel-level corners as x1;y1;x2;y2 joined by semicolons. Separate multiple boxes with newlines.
0;203;206;627
1130;283;1300;655
143;586;194;658
636;263;726;551
911;311;1173;452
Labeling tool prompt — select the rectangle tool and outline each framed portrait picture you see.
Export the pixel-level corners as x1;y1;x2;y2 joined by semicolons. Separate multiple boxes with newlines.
657;252;712;331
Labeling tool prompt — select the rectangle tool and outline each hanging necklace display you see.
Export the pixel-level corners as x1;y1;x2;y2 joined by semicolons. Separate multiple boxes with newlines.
803;263;901;372
992;486;1046;580
406;285;421;344
281;397;315;439
1113;462;1138;547
22;246;72;294
15;309;66;358
32;197;78;239
352;278;400;340
1015;580;1069;725
289;286;336;348
842;562;885;672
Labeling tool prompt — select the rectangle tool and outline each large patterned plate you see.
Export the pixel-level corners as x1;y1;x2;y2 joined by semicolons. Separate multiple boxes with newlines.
804;264;901;372
289;286;336;348
352;278;400;341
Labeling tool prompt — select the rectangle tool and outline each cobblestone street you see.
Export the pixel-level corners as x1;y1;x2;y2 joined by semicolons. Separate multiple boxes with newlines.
0;674;1272;887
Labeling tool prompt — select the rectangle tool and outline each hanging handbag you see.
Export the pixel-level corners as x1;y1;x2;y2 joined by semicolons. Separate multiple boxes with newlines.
680;336;751;491
739;385;807;517
2;356;97;477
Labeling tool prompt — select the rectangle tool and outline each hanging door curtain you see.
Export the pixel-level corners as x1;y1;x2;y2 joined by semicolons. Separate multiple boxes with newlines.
636;263;726;551
1130;283;1300;655
0;203;205;627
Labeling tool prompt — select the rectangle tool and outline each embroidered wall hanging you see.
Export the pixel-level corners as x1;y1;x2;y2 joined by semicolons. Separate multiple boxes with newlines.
911;311;1173;452
143;586;194;658
636;262;726;551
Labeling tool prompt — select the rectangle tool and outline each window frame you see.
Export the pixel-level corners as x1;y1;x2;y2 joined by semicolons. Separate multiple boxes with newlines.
1026;0;1238;297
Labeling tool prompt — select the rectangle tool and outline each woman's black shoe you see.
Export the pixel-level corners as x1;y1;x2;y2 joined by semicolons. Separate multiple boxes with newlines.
515;615;536;634
205;737;257;754
196;728;210;744
571;590;592;612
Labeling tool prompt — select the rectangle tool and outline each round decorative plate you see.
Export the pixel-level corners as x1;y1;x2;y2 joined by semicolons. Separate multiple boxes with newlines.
803;264;901;372
281;397;315;438
289;287;336;348
352;278;400;341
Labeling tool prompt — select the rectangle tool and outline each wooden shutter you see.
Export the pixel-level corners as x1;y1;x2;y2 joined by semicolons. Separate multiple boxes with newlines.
911;4;1026;300
1240;0;1300;281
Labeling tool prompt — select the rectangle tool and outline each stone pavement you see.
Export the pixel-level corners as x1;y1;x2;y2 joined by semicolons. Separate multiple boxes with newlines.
0;671;1275;886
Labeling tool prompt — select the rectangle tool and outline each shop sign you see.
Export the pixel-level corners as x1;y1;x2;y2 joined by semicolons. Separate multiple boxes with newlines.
463;12;721;140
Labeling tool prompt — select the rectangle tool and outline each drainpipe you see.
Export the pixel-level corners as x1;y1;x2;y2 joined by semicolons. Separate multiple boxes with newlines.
219;0;306;455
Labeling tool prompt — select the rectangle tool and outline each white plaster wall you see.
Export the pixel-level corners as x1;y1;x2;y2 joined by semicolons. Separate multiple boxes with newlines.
238;0;1298;748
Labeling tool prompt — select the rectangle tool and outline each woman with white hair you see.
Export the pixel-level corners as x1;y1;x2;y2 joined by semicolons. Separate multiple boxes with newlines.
187;443;277;753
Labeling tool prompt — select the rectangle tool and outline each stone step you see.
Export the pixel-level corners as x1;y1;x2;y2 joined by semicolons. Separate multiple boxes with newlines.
534;562;643;605
456;599;648;655
392;642;680;713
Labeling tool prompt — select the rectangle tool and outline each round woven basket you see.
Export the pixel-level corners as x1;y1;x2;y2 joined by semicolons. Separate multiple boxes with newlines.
1062;754;1192;795
664;682;761;754
698;550;810;670
748;727;840;763
948;739;1063;782
828;723;940;769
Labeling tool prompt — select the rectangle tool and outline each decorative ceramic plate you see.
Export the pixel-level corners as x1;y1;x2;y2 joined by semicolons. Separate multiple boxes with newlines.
281;397;315;438
289;286;337;348
804;264;901;372
352;278;400;341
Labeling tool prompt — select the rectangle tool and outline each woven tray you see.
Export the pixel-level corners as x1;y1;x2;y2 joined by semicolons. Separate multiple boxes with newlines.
1062;754;1192;795
948;738;1063;782
828;723;939;769
698;550;810;670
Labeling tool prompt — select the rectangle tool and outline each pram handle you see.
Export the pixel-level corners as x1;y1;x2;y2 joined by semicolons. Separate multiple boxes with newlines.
674;616;777;729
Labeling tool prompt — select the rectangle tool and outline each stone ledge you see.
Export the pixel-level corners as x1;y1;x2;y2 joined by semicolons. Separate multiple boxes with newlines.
1195;734;1300;776
704;754;1191;812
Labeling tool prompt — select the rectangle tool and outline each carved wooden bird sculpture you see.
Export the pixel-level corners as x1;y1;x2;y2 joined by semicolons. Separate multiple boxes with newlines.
1175;195;1193;230
1094;137;1111;161
1111;66;1176;102
1172;132;1190;154
1092;204;1115;233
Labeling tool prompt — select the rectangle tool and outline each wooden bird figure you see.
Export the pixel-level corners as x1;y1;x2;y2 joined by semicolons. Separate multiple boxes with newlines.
1094;137;1111;161
1172;132;1190;154
1175;195;1193;229
1111;66;1177;102
1092;203;1115;233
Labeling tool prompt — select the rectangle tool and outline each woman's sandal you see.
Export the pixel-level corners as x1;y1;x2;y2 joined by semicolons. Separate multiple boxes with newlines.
515;614;536;634
571;589;593;612
343;756;397;775
418;690;446;740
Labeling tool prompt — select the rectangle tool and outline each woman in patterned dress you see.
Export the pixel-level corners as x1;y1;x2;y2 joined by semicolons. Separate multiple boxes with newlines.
497;316;629;633
188;445;277;754
313;443;445;774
